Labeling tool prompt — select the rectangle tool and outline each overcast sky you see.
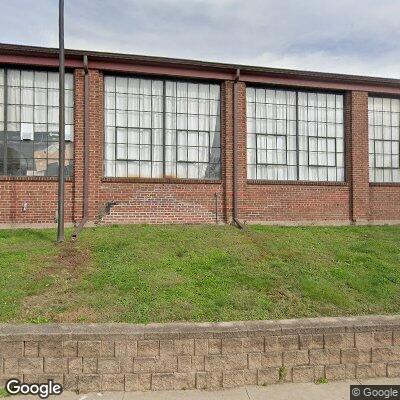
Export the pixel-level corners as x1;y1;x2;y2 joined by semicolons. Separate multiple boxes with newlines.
1;0;400;78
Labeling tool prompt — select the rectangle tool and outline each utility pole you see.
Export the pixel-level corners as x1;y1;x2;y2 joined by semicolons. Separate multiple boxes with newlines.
57;0;65;242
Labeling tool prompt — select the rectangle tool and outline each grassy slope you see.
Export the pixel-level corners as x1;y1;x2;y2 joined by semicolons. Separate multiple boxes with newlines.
0;225;399;323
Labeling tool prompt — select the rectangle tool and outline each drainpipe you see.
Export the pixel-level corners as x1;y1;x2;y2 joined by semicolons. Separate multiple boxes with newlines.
72;55;89;240
232;68;244;229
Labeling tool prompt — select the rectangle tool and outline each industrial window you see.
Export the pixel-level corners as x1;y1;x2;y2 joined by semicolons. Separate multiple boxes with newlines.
0;68;74;177
247;87;344;182
104;76;221;179
368;97;400;183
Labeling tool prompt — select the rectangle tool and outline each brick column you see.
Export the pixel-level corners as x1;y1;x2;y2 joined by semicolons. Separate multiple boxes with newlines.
346;91;370;223
235;81;247;221
222;81;234;223
223;80;247;224
87;69;104;221
72;69;85;223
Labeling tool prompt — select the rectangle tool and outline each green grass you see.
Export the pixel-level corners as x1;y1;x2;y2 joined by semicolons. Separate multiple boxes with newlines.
0;224;399;323
0;388;9;397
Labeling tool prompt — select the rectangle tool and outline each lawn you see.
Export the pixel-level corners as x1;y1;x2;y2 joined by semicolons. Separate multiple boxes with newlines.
0;224;399;323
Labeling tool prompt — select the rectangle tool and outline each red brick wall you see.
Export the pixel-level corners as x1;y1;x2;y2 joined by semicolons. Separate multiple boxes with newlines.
369;186;400;222
235;81;248;222
0;68;82;226
0;66;399;226
82;69;102;221
82;71;226;225
72;69;85;222
0;179;74;224
235;83;351;224
222;81;234;223
242;183;350;223
347;91;370;222
99;182;223;224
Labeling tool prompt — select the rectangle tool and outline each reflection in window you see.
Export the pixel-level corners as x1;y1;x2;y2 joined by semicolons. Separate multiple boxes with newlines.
104;76;221;179
0;69;74;177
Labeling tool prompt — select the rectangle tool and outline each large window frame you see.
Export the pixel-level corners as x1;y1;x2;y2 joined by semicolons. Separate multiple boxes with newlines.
368;96;400;184
103;75;221;180
0;67;74;177
246;86;345;183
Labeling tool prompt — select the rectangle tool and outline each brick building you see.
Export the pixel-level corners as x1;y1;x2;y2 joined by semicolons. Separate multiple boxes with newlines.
0;43;399;227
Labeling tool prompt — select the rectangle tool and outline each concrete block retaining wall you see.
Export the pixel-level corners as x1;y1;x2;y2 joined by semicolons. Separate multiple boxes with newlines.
1;316;400;392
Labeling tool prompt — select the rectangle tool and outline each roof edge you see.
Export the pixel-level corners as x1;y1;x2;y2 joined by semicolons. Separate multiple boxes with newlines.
0;42;399;88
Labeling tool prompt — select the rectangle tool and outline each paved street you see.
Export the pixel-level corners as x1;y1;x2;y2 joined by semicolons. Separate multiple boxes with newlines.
11;377;400;400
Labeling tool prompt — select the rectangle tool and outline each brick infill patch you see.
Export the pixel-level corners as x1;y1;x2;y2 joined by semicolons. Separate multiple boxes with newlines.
1;315;400;392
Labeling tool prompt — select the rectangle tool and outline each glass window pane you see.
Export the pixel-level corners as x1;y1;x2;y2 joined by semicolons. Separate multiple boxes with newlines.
48;73;59;89
247;87;344;182
2;69;74;176
368;96;400;183
103;77;220;179
34;72;47;88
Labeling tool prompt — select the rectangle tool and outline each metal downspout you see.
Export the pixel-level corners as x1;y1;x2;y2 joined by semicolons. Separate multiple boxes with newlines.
57;0;66;242
72;55;89;240
232;68;244;229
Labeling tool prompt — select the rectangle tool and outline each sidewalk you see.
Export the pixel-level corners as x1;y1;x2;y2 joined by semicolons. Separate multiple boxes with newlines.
11;377;400;400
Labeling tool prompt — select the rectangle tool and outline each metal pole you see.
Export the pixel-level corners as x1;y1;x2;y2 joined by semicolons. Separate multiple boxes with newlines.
57;0;65;242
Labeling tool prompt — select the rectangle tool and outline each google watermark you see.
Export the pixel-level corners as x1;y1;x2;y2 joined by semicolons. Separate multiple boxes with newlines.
351;385;400;400
5;379;63;399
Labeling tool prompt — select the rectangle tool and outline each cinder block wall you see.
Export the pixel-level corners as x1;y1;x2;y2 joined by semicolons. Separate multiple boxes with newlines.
0;66;399;226
0;316;399;392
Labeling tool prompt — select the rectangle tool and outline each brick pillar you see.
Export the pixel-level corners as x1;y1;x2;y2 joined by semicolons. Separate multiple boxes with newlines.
222;81;234;223
235;81;247;221
346;91;370;223
72;69;85;223
223;80;247;223
87;69;104;221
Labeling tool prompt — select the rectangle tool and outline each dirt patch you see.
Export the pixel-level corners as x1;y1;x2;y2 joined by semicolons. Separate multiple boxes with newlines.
22;240;94;322
35;241;92;279
22;286;96;323
52;306;100;323
57;241;92;269
22;290;101;323
268;288;301;304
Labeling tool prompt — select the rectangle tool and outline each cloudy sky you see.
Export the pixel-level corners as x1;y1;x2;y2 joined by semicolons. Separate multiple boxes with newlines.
1;0;400;78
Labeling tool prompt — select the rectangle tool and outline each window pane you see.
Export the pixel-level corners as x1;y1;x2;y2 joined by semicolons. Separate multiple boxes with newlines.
1;69;74;176
247;86;344;182
104;75;220;179
369;96;400;183
247;87;297;181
